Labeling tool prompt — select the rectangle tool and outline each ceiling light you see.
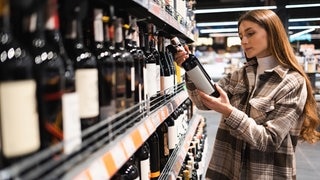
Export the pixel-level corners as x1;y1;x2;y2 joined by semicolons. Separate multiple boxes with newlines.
200;26;320;34
290;28;315;39
209;33;239;37
289;17;320;22
194;3;320;14
286;3;320;9
200;28;238;33
197;21;238;27
194;6;276;14
289;26;320;30
197;17;320;27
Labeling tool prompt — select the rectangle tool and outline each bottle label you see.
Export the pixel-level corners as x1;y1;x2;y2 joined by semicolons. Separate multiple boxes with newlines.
163;132;170;156
146;63;158;97
62;92;82;154
160;76;174;95
75;69;99;118
131;67;135;91
143;67;148;100
140;158;151;180
156;64;161;92
168;126;178;150
0;80;40;157
187;66;215;95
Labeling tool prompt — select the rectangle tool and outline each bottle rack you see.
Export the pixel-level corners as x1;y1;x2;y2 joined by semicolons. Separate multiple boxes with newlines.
0;84;191;179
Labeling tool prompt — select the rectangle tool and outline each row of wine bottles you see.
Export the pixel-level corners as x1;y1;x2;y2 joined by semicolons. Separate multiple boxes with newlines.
111;99;203;180
0;0;184;168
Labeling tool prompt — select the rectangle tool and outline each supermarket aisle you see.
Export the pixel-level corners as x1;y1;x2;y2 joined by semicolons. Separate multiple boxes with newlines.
197;110;320;180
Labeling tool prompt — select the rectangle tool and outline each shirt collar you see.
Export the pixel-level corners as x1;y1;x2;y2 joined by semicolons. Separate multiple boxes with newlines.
244;58;289;79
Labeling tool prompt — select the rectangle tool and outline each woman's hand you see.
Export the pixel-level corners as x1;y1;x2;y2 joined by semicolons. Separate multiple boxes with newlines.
197;84;233;117
174;44;190;66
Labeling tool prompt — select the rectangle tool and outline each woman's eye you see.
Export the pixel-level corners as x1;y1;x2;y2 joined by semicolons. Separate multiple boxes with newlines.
247;32;255;37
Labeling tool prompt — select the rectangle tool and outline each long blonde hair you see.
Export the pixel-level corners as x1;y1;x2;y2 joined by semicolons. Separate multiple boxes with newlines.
238;9;320;143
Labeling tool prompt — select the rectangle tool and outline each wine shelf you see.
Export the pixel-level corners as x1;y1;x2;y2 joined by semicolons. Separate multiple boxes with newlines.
0;85;188;180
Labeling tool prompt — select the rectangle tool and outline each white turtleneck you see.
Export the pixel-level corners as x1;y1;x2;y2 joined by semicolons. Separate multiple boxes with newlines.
256;55;278;84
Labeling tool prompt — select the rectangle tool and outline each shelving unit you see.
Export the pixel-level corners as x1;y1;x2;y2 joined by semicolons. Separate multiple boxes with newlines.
0;1;204;179
0;85;189;179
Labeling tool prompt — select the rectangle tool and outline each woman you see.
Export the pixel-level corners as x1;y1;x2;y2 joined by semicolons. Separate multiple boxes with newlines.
174;9;320;179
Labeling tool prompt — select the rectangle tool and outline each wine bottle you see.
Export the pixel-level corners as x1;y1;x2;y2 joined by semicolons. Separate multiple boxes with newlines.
112;156;139;180
147;132;160;180
148;23;161;99
21;1;66;148
129;18;145;106
0;0;40;165
166;116;178;155
167;37;220;97
139;22;158;110
86;5;116;120
61;0;99;130
44;0;81;154
156;121;169;171
158;35;173;97
122;16;135;108
113;17;129;112
136;143;151;180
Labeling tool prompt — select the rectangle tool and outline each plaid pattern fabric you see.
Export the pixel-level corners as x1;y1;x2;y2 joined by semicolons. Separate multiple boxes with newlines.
187;59;307;180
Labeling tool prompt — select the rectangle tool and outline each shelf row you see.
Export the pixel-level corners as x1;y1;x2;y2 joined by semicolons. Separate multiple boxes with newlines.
70;90;188;179
124;0;195;43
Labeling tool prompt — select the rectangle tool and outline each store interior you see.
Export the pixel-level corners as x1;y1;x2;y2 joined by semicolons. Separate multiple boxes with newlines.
0;0;320;179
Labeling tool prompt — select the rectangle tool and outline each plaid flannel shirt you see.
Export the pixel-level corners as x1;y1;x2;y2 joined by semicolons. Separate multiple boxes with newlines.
186;59;307;180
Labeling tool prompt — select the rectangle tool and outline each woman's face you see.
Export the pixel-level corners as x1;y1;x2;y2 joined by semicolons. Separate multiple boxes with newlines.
238;20;271;58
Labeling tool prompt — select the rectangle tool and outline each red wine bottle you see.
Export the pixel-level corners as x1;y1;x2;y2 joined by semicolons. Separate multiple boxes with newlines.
86;5;117;120
148;132;160;180
21;2;66;148
127;18;145;106
44;0;81;154
61;1;99;130
167;37;220;97
136;143;151;180
0;0;40;166
156;121;169;171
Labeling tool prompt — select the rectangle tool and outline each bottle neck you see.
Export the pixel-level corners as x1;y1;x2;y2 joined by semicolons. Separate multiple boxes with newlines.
92;8;104;43
114;18;124;49
45;0;59;31
0;0;10;33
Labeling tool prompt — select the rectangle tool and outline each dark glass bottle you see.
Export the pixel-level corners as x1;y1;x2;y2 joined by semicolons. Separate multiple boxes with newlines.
158;35;173;96
156;121;169;171
139;23;158;110
0;0;40;166
112;156;139;180
167;37;220;97
61;1;99;130
122;16;136;108
129;18;145;106
148;23;161;99
44;0;81;154
113;17;132;112
21;2;66;149
136;143;151;180
166;116;178;155
86;5;116;120
147;132;160;180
